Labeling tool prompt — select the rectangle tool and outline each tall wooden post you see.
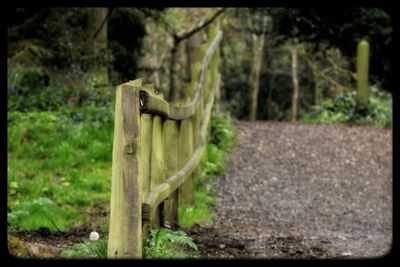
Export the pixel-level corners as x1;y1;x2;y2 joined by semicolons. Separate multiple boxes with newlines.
356;39;370;109
108;80;142;258
162;120;179;227
139;113;153;247
149;115;164;227
179;119;194;204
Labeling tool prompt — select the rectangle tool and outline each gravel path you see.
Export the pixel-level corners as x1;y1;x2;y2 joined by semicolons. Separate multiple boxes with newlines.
188;121;392;259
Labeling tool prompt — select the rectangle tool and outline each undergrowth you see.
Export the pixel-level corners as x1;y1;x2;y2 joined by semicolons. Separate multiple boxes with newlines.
59;238;108;259
300;85;392;127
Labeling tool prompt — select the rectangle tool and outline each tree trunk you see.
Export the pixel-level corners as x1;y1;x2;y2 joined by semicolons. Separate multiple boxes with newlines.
312;65;321;106
168;43;178;101
291;45;299;122
249;33;265;121
185;32;204;82
87;8;108;84
267;69;275;120
137;16;170;89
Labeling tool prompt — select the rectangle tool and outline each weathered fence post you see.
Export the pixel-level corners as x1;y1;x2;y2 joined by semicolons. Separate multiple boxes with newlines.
356;39;370;109
191;62;202;180
150;115;164;227
162;120;179;227
108;80;142;258
139;113;153;246
179;119;194;204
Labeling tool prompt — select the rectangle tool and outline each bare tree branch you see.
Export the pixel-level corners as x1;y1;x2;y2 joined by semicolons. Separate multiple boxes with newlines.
93;8;115;39
175;8;225;43
326;57;357;80
305;56;348;89
164;20;177;38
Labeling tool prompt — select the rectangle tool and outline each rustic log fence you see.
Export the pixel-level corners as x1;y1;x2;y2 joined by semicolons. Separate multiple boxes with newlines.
107;22;222;258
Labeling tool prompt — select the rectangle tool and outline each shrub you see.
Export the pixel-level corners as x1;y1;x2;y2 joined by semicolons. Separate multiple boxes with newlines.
143;228;198;259
300;85;392;127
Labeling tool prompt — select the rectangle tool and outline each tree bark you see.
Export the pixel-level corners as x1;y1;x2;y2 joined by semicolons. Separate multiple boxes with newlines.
186;32;205;82
267;63;275;120
137;16;170;90
169;43;178;101
291;45;299;122
167;8;224;101
249;33;265;121
87;8;108;83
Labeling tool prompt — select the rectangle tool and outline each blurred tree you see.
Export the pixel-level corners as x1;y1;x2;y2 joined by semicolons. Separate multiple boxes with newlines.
86;8;110;84
290;43;299;122
162;8;225;101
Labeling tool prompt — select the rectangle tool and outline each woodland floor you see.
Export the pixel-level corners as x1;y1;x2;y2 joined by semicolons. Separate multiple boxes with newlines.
9;121;392;259
185;121;392;259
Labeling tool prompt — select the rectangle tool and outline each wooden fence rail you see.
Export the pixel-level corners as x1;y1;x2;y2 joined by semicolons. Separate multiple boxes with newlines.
107;22;222;258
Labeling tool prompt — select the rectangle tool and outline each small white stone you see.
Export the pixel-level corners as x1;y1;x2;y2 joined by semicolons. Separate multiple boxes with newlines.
342;251;352;256
89;231;100;241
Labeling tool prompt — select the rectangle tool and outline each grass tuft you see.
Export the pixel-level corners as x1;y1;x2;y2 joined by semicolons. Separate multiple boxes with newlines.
59;238;108;259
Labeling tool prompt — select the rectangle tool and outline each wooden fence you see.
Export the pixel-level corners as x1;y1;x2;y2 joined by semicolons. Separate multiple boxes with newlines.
107;22;222;258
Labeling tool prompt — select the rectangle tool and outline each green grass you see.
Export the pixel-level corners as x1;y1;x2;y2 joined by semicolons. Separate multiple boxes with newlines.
7;107;114;231
178;178;216;228
59;238;108;259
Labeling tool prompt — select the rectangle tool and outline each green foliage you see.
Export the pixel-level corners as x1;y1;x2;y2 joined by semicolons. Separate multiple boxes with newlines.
143;228;198;259
7;197;77;231
59;239;108;259
210;113;236;152
8;63;114;112
179;112;236;228
203;112;236;175
8;107;113;231
203;144;225;175
300;86;392;127
12;43;53;66
7;65;62;111
178;179;215;227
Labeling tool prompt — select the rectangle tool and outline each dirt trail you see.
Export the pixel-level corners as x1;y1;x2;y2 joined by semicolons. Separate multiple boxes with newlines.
187;121;392;259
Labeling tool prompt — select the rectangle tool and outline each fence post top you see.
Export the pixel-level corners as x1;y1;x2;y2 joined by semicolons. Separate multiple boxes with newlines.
121;78;143;88
358;39;369;47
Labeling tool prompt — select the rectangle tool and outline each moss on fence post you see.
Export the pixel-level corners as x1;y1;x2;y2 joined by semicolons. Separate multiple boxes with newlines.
162;120;179;228
108;79;142;259
150;115;164;227
179;119;195;205
139;113;153;246
356;39;370;110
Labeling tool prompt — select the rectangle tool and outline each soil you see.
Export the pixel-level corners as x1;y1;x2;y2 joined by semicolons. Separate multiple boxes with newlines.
185;121;392;259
